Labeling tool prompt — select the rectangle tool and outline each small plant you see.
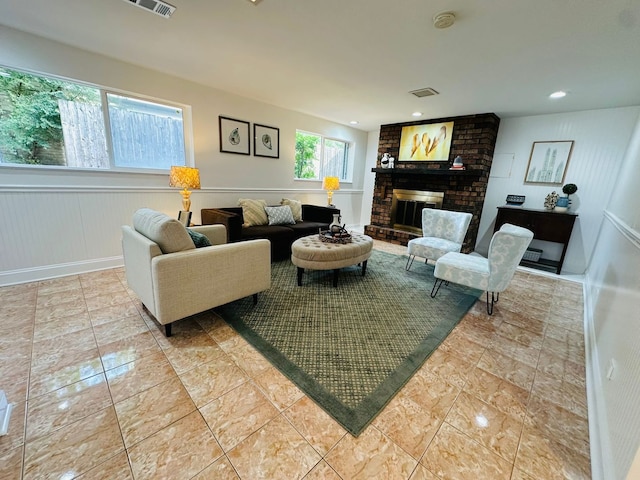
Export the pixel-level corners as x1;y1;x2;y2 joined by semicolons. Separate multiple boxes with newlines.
562;183;578;196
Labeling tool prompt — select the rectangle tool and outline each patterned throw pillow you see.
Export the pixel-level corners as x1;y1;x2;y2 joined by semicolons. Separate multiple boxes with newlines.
265;205;296;226
238;199;268;227
186;228;212;248
280;198;302;222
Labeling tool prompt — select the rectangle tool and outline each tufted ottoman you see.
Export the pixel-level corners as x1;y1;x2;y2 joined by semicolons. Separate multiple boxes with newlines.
291;233;374;287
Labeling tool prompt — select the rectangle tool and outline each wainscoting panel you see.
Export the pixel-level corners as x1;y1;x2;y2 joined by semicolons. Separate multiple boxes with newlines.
0;186;364;286
585;210;640;480
0;188;179;286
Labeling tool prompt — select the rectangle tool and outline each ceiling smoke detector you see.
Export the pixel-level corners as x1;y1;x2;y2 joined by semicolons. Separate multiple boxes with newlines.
409;88;439;98
433;11;456;29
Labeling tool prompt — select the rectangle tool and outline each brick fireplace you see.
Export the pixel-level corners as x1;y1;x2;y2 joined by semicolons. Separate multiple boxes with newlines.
364;113;500;252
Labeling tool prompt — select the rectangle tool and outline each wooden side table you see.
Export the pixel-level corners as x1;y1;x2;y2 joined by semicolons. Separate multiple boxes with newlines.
495;206;577;274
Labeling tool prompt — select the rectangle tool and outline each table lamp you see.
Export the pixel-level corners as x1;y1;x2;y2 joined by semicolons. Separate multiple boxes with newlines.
322;176;340;207
169;166;201;211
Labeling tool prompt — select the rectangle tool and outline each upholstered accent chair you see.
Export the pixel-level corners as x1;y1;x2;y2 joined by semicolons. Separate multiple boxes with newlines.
122;208;271;336
430;223;534;314
406;208;473;270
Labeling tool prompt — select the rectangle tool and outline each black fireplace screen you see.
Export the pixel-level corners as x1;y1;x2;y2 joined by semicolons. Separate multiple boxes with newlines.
390;189;444;234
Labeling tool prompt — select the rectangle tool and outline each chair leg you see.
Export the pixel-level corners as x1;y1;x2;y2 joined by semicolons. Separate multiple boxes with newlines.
430;278;445;298
253;293;258;305
405;255;415;271
486;292;498;315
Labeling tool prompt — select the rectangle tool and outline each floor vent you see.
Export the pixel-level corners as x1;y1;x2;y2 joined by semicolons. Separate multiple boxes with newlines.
409;88;439;98
123;0;176;18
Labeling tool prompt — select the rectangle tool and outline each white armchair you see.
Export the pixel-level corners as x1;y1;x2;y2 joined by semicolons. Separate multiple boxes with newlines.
122;208;271;336
406;208;472;270
430;223;534;314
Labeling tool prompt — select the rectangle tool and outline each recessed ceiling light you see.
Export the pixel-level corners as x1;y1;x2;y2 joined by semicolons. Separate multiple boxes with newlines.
412;112;423;117
549;91;567;99
248;0;262;4
349;120;359;125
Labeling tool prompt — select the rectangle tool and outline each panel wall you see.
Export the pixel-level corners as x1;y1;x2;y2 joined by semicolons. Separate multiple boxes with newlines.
476;107;640;274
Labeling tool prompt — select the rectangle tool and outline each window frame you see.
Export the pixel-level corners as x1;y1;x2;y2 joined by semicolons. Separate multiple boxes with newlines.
294;129;353;183
0;64;193;174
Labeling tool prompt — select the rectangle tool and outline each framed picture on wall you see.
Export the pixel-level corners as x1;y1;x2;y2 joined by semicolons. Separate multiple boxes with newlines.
254;123;280;158
398;121;454;161
219;116;250;155
524;140;574;185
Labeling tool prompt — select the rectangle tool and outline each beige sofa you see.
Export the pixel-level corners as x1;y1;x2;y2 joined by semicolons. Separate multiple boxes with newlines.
122;208;271;336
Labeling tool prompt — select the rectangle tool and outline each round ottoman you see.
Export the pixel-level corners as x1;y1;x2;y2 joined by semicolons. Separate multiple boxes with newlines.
291;233;374;287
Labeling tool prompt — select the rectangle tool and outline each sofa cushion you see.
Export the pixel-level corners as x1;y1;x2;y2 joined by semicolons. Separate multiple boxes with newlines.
133;208;195;254
238;199;268;227
288;221;329;237
187;228;212;248
265;205;296;226
281;198;302;222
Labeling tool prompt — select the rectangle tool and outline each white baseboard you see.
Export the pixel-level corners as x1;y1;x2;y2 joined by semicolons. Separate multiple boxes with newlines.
0;256;124;287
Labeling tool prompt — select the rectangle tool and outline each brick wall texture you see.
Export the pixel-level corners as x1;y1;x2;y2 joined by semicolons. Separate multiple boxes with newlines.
364;113;500;252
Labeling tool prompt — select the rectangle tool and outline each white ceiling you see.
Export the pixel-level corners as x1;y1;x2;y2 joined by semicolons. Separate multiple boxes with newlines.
2;0;640;131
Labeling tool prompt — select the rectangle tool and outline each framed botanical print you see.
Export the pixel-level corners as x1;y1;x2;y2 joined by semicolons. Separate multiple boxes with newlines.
524;140;574;185
254;123;280;158
219;116;250;155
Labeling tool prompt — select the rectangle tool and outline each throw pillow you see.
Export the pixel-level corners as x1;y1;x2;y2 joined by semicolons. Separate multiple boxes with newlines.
265;205;296;226
186;228;212;248
238;199;268;227
280;198;302;222
132;208;195;254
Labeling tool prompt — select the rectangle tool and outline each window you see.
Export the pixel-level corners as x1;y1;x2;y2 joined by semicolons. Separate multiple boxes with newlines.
295;130;351;181
0;66;188;170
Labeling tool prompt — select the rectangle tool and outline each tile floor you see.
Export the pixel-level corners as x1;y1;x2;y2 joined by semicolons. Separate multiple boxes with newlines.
0;240;590;479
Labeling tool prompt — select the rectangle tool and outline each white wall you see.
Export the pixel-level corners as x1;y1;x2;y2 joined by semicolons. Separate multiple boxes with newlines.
585;113;640;480
0;26;368;285
476;107;640;274
357;129;380;229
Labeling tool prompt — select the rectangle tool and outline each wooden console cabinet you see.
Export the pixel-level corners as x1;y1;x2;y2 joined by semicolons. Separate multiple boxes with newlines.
495;206;577;274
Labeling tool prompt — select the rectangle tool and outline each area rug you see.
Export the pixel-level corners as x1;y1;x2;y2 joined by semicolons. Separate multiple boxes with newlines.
216;249;481;436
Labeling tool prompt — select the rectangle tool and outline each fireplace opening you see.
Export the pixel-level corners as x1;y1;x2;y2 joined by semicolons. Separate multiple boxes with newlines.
390;189;444;234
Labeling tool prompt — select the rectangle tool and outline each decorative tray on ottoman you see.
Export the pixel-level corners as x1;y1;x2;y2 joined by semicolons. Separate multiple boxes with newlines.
319;230;352;244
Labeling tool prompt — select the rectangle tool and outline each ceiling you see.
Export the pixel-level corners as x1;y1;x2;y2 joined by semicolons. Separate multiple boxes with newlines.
2;0;640;131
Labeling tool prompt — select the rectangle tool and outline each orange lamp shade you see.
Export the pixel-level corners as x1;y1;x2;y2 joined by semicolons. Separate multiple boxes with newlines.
169;166;200;211
322;176;340;206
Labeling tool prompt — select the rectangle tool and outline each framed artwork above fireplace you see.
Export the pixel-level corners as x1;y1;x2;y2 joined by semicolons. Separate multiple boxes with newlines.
398;121;454;162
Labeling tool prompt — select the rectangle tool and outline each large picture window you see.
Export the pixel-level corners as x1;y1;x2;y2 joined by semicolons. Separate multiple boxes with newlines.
0;66;188;170
295;130;351;181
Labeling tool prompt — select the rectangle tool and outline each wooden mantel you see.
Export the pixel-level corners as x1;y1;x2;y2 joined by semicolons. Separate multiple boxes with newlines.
371;168;480;176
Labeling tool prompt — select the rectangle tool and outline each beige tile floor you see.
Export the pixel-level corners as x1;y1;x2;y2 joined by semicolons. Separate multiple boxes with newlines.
0;240;590;479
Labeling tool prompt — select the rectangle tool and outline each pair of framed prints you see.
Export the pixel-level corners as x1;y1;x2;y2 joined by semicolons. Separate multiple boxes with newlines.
218;116;279;158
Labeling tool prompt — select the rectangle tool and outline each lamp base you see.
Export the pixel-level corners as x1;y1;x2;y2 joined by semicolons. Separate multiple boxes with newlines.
326;191;333;206
180;189;192;212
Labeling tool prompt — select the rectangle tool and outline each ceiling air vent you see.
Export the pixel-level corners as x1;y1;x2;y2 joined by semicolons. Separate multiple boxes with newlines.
123;0;176;18
409;88;439;98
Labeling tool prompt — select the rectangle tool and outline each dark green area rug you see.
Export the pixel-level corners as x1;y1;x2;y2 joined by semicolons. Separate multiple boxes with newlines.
217;249;481;436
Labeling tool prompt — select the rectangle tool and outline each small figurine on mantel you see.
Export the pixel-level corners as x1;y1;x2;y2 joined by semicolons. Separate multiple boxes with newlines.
449;155;465;170
380;153;395;169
